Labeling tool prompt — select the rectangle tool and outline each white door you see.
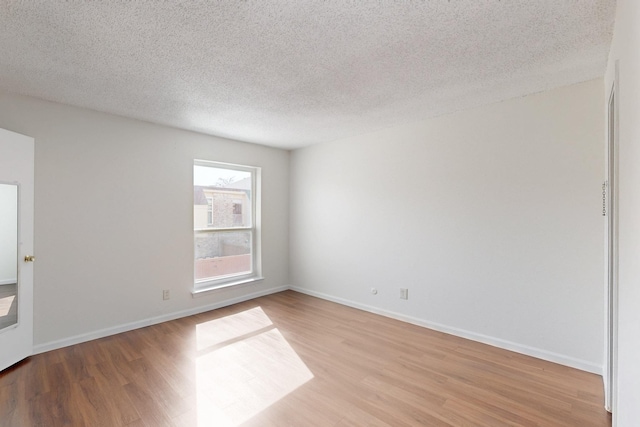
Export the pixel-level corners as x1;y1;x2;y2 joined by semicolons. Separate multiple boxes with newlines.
0;127;34;372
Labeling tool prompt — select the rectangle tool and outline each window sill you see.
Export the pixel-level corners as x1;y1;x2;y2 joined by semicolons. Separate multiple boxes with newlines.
191;276;264;298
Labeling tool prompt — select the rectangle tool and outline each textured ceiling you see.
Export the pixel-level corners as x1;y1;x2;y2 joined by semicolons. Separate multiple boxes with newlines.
0;1;616;149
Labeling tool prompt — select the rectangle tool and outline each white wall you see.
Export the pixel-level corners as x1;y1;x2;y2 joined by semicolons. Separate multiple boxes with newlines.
0;184;17;285
290;79;605;372
604;1;640;425
0;93;290;348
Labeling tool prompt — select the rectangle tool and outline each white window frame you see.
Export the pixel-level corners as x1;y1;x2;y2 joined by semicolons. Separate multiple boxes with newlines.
193;160;262;295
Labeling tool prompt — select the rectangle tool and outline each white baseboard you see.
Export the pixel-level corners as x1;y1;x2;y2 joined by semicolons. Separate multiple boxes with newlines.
0;278;17;286
33;283;603;376
289;286;603;375
33;285;289;355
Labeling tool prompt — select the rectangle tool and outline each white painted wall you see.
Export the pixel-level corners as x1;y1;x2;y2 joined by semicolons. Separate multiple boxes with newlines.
0;184;17;285
290;79;605;373
604;1;640;425
0;93;289;348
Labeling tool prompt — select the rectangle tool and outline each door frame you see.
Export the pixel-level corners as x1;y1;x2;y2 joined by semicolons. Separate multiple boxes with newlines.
604;62;619;414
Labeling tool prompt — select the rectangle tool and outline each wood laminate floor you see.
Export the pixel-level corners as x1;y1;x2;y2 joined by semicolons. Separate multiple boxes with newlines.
0;290;610;426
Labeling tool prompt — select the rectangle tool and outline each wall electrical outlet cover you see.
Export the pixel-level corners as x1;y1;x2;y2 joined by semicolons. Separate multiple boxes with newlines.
163;289;170;300
400;288;408;300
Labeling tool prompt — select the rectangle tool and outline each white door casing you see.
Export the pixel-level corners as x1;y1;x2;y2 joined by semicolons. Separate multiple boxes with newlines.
604;63;619;414
0;127;34;372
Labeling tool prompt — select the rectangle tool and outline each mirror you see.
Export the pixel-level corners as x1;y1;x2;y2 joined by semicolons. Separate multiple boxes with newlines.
0;183;18;331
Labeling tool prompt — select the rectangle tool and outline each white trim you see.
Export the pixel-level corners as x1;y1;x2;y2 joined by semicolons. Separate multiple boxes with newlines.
0;279;17;286
289;286;603;375
194;159;257;174
32;283;603;375
195;226;252;233
192;276;264;297
33;285;288;355
604;60;620;414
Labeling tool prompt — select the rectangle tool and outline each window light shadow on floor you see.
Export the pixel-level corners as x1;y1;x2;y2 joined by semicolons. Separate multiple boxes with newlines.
195;307;314;426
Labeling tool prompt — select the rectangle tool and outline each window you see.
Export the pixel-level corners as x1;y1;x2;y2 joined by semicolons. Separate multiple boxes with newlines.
193;160;261;291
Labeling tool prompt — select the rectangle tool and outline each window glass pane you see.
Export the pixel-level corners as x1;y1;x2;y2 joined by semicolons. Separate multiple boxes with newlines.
194;166;252;229
195;230;252;282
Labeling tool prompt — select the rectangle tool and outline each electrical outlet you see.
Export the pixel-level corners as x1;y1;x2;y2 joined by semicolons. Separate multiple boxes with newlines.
400;288;408;300
163;289;170;300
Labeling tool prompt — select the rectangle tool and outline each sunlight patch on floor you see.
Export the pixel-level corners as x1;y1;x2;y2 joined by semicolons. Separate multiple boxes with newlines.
195;307;314;426
195;306;273;351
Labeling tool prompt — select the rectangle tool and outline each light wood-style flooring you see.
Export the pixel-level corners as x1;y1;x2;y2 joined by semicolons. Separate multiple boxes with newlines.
0;290;611;426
